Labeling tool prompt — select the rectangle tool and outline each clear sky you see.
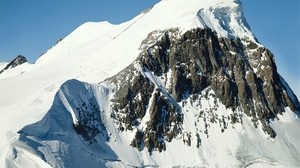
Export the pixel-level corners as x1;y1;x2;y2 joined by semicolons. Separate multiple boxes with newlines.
0;0;299;97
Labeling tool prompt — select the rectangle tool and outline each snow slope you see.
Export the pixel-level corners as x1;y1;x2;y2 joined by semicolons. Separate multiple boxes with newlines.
0;0;299;167
0;62;8;70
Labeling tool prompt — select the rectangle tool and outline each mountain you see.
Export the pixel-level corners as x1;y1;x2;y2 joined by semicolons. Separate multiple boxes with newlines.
1;0;300;167
0;55;27;74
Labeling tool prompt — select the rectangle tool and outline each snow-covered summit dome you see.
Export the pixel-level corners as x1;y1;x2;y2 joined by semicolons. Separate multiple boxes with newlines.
153;0;255;40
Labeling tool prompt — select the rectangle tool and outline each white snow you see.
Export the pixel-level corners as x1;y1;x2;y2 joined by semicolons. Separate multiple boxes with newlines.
0;62;8;70
139;89;156;130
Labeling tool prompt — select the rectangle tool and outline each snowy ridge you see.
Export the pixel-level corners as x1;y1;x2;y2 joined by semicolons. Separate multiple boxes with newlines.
34;0;256;66
2;80;114;168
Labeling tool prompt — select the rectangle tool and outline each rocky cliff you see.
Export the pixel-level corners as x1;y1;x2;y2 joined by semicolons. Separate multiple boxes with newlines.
106;27;300;152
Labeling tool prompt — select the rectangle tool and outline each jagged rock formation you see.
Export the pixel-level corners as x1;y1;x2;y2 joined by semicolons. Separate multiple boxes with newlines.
107;27;300;152
0;55;27;74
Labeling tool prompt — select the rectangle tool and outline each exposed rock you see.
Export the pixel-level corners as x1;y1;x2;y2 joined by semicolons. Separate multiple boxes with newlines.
105;27;300;153
0;55;27;74
73;99;103;143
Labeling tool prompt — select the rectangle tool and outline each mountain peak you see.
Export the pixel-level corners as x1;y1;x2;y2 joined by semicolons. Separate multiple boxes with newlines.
150;0;255;41
0;55;27;74
34;0;254;66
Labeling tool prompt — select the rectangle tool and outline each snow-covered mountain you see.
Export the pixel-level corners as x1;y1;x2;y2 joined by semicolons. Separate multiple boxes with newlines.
1;0;300;167
0;55;27;74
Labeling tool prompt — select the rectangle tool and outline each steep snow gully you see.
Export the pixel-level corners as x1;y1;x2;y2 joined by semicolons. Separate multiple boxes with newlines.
1;0;300;167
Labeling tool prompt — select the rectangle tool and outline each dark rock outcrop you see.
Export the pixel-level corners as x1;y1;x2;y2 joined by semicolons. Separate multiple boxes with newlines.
0;55;27;74
105;27;300;152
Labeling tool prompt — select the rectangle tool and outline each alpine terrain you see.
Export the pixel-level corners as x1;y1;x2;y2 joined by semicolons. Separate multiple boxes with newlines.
0;0;299;167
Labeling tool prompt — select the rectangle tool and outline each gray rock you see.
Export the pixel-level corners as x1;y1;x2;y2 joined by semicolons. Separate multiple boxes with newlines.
106;27;300;152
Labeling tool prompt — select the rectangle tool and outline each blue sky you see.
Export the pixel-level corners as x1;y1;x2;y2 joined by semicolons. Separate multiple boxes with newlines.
0;0;299;96
0;0;160;62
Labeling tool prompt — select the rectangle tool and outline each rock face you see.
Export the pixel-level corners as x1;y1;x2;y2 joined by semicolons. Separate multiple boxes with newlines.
0;55;27;74
106;28;300;152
